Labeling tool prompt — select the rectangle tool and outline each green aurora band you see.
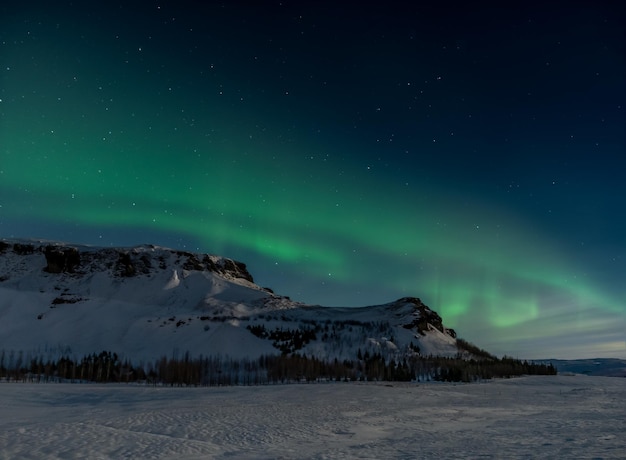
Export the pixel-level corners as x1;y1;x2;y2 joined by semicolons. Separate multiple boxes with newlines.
1;115;621;359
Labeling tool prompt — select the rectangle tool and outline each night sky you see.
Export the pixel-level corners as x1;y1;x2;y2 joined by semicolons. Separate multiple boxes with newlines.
1;2;624;359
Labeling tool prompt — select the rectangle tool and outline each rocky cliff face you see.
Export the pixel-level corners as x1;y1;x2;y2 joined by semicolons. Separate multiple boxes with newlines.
396;297;457;338
1;240;255;283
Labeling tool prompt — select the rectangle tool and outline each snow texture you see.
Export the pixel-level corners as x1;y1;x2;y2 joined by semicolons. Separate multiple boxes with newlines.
0;375;624;459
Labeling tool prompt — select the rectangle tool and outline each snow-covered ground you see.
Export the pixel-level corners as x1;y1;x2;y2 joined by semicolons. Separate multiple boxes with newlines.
1;375;624;459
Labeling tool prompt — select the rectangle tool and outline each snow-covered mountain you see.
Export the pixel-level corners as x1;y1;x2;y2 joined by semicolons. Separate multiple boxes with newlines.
0;239;460;363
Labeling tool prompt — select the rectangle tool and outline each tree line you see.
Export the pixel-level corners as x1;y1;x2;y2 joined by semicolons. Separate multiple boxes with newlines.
0;348;556;385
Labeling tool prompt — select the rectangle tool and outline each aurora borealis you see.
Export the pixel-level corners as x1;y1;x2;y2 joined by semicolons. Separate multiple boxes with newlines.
1;2;624;359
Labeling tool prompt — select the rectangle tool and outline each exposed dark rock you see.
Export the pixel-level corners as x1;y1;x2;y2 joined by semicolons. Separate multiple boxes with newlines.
51;296;82;305
202;255;219;272
221;259;254;282
13;243;35;255
6;239;254;284
116;251;136;277
158;256;167;269
177;252;255;282
398;297;451;336
182;253;204;271
44;246;80;273
139;254;152;272
114;249;153;277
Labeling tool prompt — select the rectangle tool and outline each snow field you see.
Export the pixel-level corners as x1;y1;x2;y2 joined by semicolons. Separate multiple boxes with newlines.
0;375;624;459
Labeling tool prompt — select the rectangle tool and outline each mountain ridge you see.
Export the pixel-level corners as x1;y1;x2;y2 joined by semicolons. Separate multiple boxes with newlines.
1;238;563;383
541;358;626;378
0;238;461;363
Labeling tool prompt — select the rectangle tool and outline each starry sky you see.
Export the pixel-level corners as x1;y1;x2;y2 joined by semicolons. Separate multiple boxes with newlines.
1;1;624;359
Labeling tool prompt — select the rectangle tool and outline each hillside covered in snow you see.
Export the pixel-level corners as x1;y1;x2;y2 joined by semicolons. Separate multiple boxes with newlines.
0;239;457;359
0;239;555;383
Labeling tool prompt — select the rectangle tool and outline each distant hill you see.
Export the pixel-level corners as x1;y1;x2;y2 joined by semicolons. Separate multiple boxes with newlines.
543;359;626;377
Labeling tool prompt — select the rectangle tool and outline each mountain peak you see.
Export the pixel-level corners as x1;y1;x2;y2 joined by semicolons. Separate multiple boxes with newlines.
1;237;461;364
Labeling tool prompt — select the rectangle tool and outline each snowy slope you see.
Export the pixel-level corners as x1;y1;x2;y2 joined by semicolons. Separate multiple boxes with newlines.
0;239;459;362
